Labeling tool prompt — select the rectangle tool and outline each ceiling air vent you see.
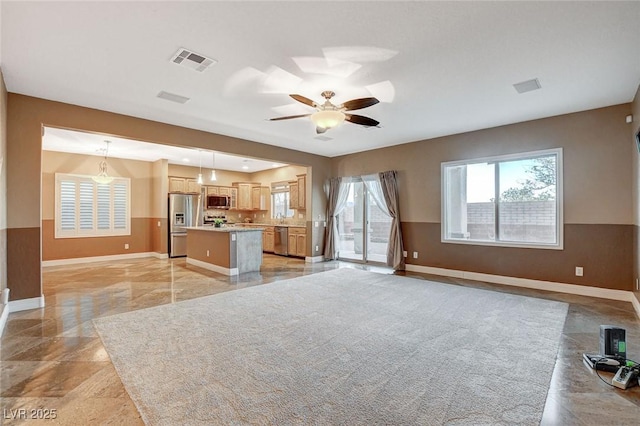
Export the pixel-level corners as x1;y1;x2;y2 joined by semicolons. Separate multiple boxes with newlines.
170;48;217;72
513;78;541;94
157;91;190;104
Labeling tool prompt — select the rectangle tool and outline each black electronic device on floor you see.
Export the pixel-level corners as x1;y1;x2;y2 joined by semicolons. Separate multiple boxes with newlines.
582;353;623;372
600;325;626;359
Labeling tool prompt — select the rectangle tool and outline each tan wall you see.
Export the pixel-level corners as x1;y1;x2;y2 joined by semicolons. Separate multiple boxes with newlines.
631;85;640;298
6;94;331;301
332;104;635;290
151;159;168;254
0;69;7;304
42;151;155;219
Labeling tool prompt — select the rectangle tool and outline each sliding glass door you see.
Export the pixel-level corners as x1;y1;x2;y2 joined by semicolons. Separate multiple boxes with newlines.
337;180;392;264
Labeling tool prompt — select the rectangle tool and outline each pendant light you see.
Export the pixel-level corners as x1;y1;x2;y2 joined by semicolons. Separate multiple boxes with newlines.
210;151;217;182
92;140;114;184
197;149;204;185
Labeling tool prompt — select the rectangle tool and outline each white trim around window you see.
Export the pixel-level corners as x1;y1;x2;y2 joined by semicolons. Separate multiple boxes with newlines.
55;173;131;239
441;148;563;250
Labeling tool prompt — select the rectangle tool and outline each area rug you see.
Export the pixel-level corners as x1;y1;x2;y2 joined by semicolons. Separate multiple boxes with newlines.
93;268;568;425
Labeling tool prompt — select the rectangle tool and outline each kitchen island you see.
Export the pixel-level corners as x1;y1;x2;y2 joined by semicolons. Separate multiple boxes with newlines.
185;226;263;276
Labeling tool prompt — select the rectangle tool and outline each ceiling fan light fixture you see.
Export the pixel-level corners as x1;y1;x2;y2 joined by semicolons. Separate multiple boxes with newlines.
311;110;345;129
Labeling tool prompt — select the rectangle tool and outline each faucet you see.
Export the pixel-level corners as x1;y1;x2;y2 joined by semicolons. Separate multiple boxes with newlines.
276;213;285;224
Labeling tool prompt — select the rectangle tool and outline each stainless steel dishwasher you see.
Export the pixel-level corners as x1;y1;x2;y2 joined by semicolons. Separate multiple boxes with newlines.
274;226;288;256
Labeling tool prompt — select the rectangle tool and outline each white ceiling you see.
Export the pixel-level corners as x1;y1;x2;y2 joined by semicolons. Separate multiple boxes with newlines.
3;1;640;159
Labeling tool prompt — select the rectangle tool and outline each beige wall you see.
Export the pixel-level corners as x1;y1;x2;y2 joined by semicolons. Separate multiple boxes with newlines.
631;85;640;300
42;151;155;219
0;69;7;305
6;94;331;300
332;104;635;290
41;151;160;260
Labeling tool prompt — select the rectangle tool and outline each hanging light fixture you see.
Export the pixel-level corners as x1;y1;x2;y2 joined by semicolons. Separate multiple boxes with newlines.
197;149;204;185
92;140;114;184
210;151;217;182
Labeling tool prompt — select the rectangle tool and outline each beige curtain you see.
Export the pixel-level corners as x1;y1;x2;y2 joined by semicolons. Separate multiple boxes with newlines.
323;177;350;260
379;170;405;271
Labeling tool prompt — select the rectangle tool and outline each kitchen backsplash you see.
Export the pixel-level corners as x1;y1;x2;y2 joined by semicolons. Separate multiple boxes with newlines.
207;210;306;226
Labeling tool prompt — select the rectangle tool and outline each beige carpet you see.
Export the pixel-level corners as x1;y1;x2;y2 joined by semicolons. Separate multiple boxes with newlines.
93;268;568;425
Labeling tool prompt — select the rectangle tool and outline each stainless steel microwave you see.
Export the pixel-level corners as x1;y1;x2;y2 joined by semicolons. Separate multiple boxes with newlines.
206;195;230;209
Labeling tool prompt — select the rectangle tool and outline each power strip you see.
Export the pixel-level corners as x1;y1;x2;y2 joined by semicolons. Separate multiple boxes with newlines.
612;366;638;390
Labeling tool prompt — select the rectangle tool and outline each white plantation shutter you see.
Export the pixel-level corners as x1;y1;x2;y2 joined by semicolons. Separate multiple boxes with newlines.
55;173;131;238
113;182;127;230
59;180;77;231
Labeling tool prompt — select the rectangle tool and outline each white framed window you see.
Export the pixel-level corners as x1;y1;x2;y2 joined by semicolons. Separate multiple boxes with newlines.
270;181;294;219
55;173;131;238
442;148;563;249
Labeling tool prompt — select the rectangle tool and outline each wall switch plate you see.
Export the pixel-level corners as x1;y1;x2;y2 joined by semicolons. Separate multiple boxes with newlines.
157;221;161;227
314;221;319;227
413;251;418;259
575;266;584;276
206;250;210;257
403;251;407;258
124;243;129;250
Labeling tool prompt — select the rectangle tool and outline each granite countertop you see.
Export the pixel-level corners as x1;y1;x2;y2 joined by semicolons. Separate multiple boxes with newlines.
185;226;264;233
232;223;305;228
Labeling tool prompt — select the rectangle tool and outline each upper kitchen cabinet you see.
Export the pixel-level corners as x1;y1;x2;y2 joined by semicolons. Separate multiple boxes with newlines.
288;174;306;210
169;176;200;194
251;186;270;211
296;174;306;210
169;177;186;193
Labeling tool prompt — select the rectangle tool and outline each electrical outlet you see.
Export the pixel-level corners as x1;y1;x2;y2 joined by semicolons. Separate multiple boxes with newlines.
315;245;319;252
124;243;129;250
314;221;319;227
413;251;418;259
403;251;407;258
206;250;210;257
157;221;161;227
575;266;583;277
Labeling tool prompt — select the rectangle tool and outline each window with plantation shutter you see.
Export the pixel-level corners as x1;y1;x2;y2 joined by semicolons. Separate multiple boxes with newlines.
55;173;131;238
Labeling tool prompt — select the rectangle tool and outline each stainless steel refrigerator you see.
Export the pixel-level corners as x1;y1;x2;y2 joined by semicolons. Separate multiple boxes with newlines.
168;193;202;258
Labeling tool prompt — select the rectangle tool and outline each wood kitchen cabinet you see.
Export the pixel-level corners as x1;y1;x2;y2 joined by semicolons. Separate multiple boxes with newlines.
296;174;306;210
287;174;306;210
218;187;231;196
262;226;275;252
206;186;219;196
288;227;306;257
186;179;200;194
289;181;298;210
229;187;238;209
233;183;253;210
169;177;186;193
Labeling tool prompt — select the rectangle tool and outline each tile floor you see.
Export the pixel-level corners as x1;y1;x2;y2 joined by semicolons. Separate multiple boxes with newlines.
1;255;639;424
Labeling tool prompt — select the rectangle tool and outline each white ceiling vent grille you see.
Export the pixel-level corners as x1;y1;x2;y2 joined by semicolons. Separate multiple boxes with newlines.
171;48;217;72
513;78;541;94
157;91;190;104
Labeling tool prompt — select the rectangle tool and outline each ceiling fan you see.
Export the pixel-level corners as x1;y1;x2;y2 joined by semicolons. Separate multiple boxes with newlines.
270;91;380;134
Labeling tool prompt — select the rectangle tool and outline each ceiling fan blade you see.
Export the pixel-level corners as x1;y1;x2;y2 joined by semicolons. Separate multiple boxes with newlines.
316;126;328;134
341;97;379;111
290;94;317;108
269;114;311;121
346;114;380;127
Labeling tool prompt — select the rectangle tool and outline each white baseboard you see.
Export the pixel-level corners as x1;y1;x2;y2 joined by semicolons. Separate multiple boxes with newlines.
42;252;160;267
0;305;8;337
151;252;168;259
8;295;45;313
406;264;636;304
305;255;325;263
187;258;238;276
